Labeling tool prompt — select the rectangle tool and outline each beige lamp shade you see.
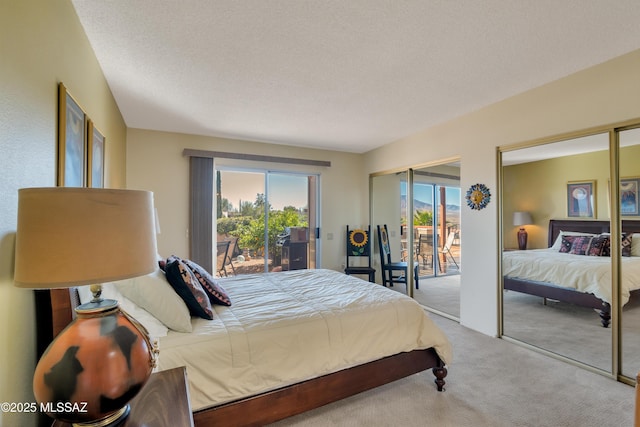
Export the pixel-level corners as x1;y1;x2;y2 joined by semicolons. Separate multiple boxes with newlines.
14;187;158;288
512;211;533;227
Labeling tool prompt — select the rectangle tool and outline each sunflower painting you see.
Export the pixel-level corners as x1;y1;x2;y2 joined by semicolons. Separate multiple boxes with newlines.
348;229;370;256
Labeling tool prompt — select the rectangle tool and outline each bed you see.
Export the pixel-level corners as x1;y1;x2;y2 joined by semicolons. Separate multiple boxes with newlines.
503;219;640;328
36;268;451;426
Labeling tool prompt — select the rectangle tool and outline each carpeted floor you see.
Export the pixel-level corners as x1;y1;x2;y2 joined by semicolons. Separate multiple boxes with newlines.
390;274;640;377
269;314;635;427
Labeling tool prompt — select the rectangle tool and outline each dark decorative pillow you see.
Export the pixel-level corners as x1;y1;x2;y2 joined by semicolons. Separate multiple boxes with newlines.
559;236;576;253
584;235;609;256
600;234;633;257
568;236;593;255
561;235;609;256
183;259;232;306
622;234;633;257
164;259;214;320
159;254;180;271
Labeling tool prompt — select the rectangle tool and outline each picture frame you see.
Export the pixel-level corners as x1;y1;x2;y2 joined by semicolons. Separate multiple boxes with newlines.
620;177;640;216
567;180;596;218
87;120;105;188
57;83;87;187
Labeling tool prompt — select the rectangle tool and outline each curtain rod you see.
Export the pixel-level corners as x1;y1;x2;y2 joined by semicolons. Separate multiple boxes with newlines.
183;149;331;167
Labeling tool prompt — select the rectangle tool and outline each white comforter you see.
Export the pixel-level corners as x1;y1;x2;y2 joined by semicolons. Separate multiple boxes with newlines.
157;269;452;411
503;249;640;305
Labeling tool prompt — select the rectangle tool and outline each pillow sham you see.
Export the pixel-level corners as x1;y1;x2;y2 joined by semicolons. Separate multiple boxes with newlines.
77;282;168;338
183;259;232;306
551;231;597;251
572;235;609;256
558;235;609;256
598;233;633;257
165;259;215;320
116;268;193;333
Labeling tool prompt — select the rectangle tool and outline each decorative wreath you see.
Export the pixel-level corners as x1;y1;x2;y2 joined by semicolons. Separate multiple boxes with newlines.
466;183;491;210
349;229;368;253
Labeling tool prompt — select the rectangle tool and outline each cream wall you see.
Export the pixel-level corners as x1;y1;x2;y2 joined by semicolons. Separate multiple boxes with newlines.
503;144;640;249
125;129;367;272
0;1;126;426
504;150;605;249
364;49;640;336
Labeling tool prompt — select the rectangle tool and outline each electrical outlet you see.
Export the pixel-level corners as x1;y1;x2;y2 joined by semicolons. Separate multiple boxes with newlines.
327;232;333;240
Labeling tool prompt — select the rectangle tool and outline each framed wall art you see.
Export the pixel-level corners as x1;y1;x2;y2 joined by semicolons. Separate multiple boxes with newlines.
87;120;105;188
57;82;87;187
567;180;596;218
621;177;639;216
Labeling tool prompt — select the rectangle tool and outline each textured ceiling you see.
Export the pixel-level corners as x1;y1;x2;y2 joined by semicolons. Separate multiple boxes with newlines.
71;1;640;153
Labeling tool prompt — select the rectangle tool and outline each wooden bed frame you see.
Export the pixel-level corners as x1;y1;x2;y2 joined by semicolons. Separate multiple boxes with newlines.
37;286;447;427
503;219;640;328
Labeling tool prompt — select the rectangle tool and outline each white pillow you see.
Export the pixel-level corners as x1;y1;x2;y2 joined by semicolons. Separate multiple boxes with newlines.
632;233;640;257
77;283;168;338
116;269;193;333
550;230;597;251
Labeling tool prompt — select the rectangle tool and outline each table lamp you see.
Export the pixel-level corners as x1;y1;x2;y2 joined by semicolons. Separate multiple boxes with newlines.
512;211;533;250
14;187;158;426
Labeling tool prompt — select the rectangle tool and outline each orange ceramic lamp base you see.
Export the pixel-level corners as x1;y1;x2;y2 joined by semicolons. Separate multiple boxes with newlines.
33;299;153;426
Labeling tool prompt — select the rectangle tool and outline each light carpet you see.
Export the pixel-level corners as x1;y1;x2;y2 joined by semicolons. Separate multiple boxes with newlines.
270;314;634;427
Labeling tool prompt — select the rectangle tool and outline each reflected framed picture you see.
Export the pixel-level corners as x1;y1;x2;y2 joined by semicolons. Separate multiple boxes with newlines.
57;83;86;187
567;180;596;218
87;120;105;188
621;177;640;216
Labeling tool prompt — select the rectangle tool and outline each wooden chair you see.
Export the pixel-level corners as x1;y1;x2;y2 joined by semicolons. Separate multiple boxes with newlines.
377;224;419;290
216;240;232;277
344;226;376;282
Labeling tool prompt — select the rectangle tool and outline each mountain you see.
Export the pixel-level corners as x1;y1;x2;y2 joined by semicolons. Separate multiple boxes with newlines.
401;196;460;214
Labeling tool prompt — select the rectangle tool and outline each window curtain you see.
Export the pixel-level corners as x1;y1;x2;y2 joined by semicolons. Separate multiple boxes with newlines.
189;156;214;272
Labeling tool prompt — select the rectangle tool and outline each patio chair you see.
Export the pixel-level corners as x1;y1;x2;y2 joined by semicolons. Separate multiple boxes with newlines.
224;237;239;275
216;240;232;277
377;224;419;290
344;225;376;282
416;232;434;269
438;231;459;270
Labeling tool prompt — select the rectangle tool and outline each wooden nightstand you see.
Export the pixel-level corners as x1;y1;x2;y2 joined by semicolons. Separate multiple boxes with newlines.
52;367;194;427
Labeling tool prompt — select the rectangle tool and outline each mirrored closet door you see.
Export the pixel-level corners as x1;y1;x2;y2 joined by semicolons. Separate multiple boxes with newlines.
501;121;640;382
619;127;640;380
371;160;462;321
501;133;612;371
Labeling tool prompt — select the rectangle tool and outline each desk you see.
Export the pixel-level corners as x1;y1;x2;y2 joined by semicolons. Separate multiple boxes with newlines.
52;367;193;427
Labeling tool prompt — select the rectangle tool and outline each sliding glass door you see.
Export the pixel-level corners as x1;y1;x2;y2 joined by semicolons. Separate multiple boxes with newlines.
406;179;461;279
216;168;319;275
371;160;462;320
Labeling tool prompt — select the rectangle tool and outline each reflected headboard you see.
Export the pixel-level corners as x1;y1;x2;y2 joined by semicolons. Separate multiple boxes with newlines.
547;219;640;247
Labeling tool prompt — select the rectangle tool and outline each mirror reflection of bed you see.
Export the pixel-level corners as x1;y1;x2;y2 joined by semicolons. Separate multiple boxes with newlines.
501;129;640;377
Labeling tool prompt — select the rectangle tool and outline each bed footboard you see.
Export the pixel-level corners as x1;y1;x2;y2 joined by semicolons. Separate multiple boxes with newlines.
193;348;446;427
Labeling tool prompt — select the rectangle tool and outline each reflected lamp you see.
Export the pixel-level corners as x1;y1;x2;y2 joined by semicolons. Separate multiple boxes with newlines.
14;187;158;426
512;211;533;250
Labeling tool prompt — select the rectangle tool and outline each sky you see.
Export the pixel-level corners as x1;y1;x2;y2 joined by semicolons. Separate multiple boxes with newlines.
219;170;308;211
219;171;460;213
402;182;461;206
